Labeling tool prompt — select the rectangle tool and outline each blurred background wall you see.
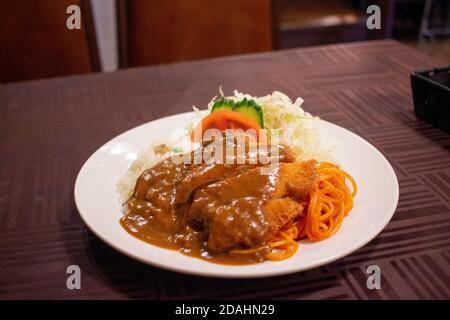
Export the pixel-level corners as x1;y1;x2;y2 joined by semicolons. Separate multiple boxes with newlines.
1;0;448;83
91;0;449;71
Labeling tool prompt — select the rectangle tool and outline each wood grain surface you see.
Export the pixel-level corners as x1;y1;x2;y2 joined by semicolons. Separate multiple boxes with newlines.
0;40;449;299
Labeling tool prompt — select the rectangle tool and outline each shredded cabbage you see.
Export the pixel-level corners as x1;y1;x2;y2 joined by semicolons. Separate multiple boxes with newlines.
192;90;335;162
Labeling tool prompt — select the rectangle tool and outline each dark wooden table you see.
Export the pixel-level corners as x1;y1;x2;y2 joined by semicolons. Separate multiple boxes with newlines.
1;40;449;299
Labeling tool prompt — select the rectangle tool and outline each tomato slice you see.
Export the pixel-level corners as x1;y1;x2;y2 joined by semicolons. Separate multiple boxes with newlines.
192;110;262;142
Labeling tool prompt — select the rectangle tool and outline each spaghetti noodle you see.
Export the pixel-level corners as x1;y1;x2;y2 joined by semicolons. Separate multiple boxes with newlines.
266;162;357;260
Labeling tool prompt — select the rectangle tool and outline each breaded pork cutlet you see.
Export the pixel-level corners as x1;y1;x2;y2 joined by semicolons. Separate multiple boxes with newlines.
186;160;317;253
175;142;297;205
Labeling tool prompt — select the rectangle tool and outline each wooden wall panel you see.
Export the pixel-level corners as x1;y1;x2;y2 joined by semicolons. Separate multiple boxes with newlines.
119;0;273;67
0;0;99;83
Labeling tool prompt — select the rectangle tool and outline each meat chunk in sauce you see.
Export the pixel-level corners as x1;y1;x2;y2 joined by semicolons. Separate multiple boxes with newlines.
175;143;296;204
122;154;189;235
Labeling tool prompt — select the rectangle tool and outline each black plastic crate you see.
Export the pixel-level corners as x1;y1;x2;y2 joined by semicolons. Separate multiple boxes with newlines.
411;66;450;134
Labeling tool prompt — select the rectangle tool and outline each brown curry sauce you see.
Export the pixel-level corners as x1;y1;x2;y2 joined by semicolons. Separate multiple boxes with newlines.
120;139;305;265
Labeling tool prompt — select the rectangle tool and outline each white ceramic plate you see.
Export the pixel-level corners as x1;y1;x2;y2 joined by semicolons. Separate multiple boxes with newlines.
74;111;399;278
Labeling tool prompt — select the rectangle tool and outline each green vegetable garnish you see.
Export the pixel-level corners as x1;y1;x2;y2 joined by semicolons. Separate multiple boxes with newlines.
233;98;264;128
211;97;235;112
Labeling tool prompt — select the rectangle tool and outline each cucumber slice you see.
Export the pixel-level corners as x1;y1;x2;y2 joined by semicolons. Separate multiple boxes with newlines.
233;98;264;128
211;97;235;112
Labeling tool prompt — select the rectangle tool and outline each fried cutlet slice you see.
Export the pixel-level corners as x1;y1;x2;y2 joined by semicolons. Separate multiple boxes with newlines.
270;159;317;200
263;198;304;239
186;161;317;253
175;143;297;204
206;197;304;253
175;163;256;204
